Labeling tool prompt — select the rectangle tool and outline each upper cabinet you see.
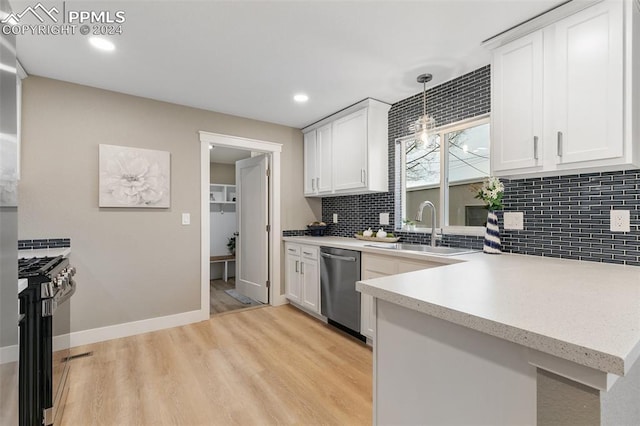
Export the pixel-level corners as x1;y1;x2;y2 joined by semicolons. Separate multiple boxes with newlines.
303;98;391;197
489;0;639;177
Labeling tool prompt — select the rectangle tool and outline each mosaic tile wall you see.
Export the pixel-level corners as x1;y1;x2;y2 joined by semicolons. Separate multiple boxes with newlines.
502;171;640;266
18;238;71;250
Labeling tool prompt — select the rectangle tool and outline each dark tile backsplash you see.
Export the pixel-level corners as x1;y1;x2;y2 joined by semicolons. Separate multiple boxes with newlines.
18;238;71;250
502;171;640;266
315;63;640;266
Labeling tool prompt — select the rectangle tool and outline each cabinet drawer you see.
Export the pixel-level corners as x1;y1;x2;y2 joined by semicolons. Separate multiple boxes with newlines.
362;254;397;275
285;244;300;256
301;246;318;260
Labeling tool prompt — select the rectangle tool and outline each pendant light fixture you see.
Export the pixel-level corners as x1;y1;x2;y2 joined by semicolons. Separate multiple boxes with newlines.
412;73;436;148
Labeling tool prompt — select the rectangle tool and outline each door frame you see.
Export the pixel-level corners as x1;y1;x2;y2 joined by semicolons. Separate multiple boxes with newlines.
199;131;284;319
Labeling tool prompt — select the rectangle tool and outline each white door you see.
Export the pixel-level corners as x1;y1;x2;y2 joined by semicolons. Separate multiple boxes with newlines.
332;108;368;191
491;31;543;172
316;123;333;194
303;131;317;196
553;1;623;165
235;154;269;303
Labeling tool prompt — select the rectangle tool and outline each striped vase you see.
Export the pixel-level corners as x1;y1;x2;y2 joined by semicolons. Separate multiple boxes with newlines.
483;210;502;254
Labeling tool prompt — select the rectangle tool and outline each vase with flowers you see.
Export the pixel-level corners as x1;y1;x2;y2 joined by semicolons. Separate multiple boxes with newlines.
474;176;504;254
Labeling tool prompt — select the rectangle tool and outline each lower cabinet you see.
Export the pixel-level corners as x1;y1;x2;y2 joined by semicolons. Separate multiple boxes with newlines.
360;253;443;341
285;243;320;314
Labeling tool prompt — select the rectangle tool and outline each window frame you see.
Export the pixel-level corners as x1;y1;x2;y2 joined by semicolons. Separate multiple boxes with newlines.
396;114;490;236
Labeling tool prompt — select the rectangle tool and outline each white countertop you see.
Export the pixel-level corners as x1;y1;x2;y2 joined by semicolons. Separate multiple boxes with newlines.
284;236;640;376
18;247;71;259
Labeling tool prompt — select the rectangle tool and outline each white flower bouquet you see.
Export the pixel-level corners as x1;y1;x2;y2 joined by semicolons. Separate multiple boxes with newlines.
475;176;504;211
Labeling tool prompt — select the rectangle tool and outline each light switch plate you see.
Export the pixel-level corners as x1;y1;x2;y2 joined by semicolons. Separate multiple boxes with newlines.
332;213;338;223
503;212;524;230
379;212;390;225
610;210;630;232
181;213;190;225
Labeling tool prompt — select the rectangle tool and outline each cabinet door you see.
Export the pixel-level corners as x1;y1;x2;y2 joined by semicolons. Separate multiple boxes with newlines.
553;1;623;165
316;123;333;194
332;108;368;191
285;249;301;303
492;31;543;173
360;270;388;340
397;260;441;274
300;259;320;313
303;131;317;196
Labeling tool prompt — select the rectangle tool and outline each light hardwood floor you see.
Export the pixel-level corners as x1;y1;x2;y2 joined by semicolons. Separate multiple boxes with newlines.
210;278;261;315
61;305;372;425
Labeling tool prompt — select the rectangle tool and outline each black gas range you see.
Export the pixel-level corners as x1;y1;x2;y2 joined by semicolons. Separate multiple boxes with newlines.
18;255;76;426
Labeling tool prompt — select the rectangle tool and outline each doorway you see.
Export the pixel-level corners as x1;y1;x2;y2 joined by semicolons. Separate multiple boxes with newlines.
208;146;258;314
199;132;283;319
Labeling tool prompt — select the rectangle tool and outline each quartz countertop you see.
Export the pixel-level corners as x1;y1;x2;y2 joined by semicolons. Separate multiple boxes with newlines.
284;236;640;376
18;247;71;259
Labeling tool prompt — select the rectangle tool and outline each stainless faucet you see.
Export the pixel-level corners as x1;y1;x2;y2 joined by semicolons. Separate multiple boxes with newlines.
415;200;437;247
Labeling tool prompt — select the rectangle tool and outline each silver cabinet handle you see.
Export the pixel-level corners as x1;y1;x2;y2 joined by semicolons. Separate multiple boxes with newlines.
311;178;315;191
557;131;563;157
288;248;296;252
360;169;366;183
316;177;320;190
533;136;539;160
303;251;312;256
300;262;304;274
295;260;299;273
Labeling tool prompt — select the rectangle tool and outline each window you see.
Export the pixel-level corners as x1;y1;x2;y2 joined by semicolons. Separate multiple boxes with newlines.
397;115;490;232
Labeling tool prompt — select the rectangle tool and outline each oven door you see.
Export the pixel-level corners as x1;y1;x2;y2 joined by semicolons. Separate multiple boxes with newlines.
42;280;75;425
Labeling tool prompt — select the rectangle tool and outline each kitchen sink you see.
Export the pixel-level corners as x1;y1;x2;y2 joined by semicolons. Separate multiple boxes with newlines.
365;243;478;256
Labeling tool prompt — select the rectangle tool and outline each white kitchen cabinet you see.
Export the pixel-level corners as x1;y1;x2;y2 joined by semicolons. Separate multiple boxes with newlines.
360;253;443;341
489;0;639;177
302;98;391;197
284;243;320;314
333;108;368;191
303;124;333;196
491;31;544;172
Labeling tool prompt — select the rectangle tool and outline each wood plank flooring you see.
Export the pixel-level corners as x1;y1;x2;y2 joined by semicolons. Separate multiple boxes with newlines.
61;305;372;425
210;278;262;315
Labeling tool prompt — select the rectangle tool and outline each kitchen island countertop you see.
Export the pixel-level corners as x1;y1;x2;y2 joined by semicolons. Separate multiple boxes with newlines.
284;236;640;377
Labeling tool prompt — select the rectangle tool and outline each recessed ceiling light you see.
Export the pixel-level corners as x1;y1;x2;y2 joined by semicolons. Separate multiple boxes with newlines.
293;93;309;103
89;37;115;52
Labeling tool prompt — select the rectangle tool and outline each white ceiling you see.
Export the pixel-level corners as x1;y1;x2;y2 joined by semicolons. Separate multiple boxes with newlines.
12;0;566;129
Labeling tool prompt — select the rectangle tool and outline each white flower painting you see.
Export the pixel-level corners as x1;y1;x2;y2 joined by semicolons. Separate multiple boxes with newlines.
99;144;170;208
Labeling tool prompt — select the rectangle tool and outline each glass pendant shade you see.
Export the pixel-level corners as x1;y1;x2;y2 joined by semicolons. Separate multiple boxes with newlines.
411;73;437;149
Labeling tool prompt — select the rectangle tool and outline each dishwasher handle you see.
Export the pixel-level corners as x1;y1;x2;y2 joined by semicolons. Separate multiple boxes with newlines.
320;252;357;262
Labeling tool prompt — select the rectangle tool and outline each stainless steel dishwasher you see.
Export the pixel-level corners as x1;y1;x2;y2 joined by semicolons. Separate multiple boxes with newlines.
320;246;362;336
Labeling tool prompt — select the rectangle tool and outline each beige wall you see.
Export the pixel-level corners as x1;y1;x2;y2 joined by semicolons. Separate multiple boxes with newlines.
19;76;321;333
210;162;236;185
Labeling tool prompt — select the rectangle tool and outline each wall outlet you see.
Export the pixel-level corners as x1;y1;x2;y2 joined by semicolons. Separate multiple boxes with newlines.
181;213;191;225
379;212;390;225
333;213;338;223
610;210;630;232
503;212;524;230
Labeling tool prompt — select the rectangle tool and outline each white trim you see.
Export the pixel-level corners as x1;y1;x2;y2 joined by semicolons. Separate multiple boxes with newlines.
199;131;285;319
481;0;602;50
53;309;203;350
16;60;27;79
0;344;18;364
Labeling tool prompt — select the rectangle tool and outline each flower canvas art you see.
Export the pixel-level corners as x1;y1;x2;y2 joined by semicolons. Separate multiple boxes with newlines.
99;144;170;208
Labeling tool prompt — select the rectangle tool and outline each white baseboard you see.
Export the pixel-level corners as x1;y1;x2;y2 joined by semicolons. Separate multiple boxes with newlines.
0;344;18;364
2;309;205;363
54;309;205;350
